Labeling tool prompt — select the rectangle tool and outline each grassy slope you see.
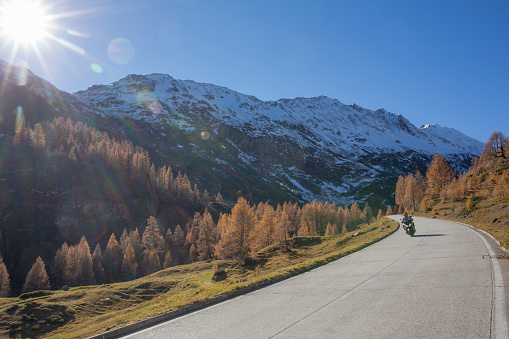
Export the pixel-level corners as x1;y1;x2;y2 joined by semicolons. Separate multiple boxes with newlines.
0;218;397;339
420;197;509;251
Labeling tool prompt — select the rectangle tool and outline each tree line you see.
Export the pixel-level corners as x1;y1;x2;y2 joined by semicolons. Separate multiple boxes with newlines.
0;196;398;296
395;131;509;213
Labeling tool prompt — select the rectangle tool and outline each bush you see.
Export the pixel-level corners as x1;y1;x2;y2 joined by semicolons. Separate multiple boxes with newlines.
46;315;64;324
19;290;52;300
212;268;227;282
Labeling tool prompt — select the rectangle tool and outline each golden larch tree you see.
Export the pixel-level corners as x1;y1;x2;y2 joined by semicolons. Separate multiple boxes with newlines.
22;257;51;293
215;197;256;260
425;153;454;200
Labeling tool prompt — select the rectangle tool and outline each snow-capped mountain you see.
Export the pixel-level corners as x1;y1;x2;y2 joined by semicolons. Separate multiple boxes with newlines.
74;73;481;156
0;61;483;206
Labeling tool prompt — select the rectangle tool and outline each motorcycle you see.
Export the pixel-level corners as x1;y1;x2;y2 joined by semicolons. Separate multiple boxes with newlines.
401;217;416;237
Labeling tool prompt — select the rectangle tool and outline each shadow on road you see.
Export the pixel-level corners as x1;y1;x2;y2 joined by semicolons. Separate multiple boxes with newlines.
413;234;446;237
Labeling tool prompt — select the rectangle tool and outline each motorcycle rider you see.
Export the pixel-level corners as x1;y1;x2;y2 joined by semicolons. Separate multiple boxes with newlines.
402;212;412;225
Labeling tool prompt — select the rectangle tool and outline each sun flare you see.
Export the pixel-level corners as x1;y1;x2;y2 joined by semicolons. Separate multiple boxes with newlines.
0;0;50;44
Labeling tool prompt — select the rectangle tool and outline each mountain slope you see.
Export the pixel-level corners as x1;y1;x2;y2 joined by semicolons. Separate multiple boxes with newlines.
72;73;483;205
0;60;483;206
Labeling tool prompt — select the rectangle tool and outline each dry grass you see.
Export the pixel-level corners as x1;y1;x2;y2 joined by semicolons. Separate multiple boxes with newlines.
0;218;397;339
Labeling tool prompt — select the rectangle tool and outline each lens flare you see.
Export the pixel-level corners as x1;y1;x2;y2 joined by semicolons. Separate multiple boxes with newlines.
107;38;135;65
200;131;210;140
90;63;103;73
136;90;162;114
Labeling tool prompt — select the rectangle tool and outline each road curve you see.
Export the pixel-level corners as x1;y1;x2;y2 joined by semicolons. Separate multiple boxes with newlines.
122;217;508;339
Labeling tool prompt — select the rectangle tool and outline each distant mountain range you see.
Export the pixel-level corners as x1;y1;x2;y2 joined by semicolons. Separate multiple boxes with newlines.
0;60;483;206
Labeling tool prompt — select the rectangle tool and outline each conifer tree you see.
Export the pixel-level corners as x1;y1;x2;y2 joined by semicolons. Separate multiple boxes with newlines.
395;175;406;207
76;236;95;286
142;217;166;260
0;255;11;297
129;228;143;261
299;204;317;236
95;262;106;285
297;223;310;236
188;244;198;262
202;189;211;206
274;207;290;243
215;197;255;260
403;174;417;211
163;251;173;269
350;202;362;228
119;228;130;253
361;202;373;223
12;115;30;146
324;222;335;236
376;209;384;220
481;131;507;161
426;153;455;200
122;244;138;281
142;249;161;275
341;223;348;235
31;123;45;149
22;257;51;293
103;233;122;282
53;243;69;288
251;205;276;252
172;225;186;265
92;244;105;284
64;245;78;286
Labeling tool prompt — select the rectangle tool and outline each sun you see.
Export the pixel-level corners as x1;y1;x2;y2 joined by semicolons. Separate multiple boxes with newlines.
0;0;50;45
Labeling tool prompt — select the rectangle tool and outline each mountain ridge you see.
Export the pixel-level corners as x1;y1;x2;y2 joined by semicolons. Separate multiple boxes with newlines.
73;72;482;156
0;59;483;205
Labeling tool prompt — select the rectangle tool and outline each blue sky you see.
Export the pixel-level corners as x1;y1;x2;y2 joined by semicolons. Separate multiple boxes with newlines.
1;0;508;143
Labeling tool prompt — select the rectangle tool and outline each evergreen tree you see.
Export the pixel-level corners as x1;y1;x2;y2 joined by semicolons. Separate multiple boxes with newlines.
142;249;161;275
251;205;276;252
53;243;69;288
103;233;122;282
22;257;51;293
142;217;166;260
129;228;143;261
426;153;455;199
361;202;373;223
324;222;335;236
481;131;507;161
395;175;406;207
403;173;417;211
162;251;173;269
215;197;255;260
122;244;138;281
64;245;78;286
76;236;95;286
188;244;198;262
31;123;46;149
172;225;186;265
0;255;11;297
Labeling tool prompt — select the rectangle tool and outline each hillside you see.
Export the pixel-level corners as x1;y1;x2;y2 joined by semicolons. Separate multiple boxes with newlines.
73;72;482;205
0;218;397;339
1;60;482;207
0;59;486;295
395;133;509;250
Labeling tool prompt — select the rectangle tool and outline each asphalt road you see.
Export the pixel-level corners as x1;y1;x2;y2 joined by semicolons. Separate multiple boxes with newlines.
122;217;508;339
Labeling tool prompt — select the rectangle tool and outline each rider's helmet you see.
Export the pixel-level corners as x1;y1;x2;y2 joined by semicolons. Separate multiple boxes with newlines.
403;212;408;217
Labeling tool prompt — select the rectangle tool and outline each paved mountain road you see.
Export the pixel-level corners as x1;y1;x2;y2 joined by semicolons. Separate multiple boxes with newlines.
122;217;508;338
